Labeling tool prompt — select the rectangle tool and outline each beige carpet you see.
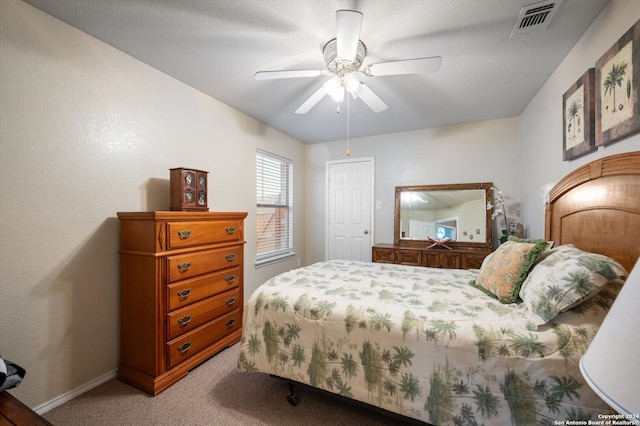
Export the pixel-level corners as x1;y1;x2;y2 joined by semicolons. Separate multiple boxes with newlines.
43;343;418;425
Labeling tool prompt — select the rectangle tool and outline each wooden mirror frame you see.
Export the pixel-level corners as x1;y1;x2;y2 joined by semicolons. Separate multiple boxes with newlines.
394;182;494;251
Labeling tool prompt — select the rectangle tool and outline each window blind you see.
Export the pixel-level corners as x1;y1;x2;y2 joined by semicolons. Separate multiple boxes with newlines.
256;150;293;264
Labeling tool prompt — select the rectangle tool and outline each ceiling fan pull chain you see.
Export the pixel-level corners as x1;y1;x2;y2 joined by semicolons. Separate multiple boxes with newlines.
346;95;351;157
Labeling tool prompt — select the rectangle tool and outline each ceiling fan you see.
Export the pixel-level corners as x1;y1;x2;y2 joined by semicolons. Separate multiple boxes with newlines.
255;10;442;114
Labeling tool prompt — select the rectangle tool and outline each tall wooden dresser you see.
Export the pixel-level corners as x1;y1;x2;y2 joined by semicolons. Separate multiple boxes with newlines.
116;211;247;394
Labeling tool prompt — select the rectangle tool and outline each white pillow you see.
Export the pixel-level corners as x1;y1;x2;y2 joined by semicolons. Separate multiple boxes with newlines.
519;244;627;325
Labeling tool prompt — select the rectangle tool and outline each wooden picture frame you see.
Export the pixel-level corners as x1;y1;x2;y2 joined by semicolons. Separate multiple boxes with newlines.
563;68;596;161
595;19;640;147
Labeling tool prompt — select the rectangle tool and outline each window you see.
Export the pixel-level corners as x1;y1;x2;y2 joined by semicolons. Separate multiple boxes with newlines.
256;150;293;265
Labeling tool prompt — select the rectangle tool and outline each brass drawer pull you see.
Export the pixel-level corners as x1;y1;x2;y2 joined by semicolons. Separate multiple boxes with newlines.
225;253;236;262
225;297;236;306
177;229;192;240
177;261;192;272
177;340;192;354
177;314;192;326
177;288;191;299
225;227;235;234
225;275;235;284
225;318;236;328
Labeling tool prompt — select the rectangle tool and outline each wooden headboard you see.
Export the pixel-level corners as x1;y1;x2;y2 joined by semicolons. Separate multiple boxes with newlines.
545;151;640;272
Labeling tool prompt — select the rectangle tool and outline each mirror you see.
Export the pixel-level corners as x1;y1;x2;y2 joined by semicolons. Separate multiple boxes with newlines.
394;182;493;250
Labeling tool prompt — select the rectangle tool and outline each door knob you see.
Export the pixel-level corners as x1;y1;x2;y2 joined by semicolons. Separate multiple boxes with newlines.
364;229;369;235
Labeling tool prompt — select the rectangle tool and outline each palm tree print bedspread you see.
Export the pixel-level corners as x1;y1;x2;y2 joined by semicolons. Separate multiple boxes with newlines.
237;260;617;425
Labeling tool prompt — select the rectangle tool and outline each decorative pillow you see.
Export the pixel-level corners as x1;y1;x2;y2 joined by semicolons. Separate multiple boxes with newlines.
478;251;494;270
519;244;628;325
508;235;554;249
470;239;549;303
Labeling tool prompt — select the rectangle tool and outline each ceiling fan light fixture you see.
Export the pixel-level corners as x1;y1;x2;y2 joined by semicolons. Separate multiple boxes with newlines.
323;76;345;102
343;73;360;93
323;76;340;93
330;85;345;102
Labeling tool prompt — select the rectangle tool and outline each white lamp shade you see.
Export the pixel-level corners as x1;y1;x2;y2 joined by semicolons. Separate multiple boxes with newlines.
580;259;640;417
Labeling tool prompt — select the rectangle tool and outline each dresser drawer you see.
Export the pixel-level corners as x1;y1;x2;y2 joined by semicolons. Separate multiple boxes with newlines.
372;246;394;263
167;288;240;340
423;252;461;268
166;310;241;369
167;266;240;311
167;220;242;249
167;246;242;283
396;249;422;266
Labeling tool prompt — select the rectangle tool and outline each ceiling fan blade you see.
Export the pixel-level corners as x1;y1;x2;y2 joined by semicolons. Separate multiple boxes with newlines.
357;83;388;113
295;87;327;114
255;69;326;80
336;10;363;60
366;56;442;76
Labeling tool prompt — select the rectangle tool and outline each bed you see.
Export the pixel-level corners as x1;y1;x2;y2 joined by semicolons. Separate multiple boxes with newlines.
237;151;640;425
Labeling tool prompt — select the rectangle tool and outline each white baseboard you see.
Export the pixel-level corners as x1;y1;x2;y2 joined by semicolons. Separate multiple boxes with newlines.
34;369;118;415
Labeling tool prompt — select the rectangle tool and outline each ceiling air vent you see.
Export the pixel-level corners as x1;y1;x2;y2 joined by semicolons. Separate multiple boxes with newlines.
510;0;563;38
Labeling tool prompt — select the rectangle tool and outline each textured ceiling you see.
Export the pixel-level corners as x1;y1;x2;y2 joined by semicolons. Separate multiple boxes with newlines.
23;0;609;143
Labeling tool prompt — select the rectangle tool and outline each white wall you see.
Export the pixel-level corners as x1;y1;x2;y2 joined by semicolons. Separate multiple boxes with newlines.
520;0;640;238
0;0;305;409
305;117;520;263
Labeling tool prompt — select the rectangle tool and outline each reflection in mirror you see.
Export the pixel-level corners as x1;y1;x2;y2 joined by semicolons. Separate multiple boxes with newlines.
395;183;493;250
400;190;485;241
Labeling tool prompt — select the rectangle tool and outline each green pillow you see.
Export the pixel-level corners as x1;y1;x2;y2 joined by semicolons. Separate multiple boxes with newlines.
470;239;549;303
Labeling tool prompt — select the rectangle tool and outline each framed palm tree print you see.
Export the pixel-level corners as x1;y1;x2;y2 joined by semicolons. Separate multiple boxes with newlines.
595;19;640;147
563;68;595;161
